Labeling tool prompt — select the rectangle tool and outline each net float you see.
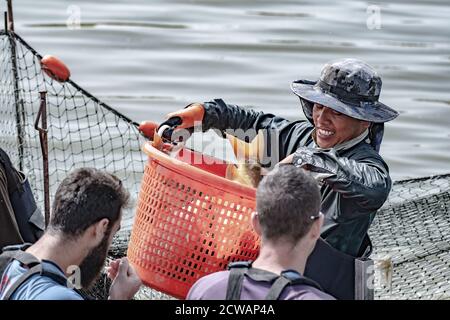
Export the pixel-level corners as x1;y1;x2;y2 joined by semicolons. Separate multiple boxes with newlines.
138;121;159;140
40;55;71;82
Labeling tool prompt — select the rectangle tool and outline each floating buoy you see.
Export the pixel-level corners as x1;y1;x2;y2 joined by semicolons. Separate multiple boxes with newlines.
40;55;71;82
138;121;159;140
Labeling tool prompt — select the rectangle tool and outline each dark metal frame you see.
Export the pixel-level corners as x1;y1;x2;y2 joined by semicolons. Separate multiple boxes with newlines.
5;0;51;227
34;91;50;227
6;0;25;172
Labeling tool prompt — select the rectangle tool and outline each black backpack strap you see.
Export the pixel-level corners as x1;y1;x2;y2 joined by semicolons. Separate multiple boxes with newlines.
226;261;324;301
226;261;252;300
264;269;324;300
264;276;291;300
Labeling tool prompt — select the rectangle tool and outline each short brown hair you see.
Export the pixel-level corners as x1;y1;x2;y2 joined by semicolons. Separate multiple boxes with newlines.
256;164;321;243
50;168;130;237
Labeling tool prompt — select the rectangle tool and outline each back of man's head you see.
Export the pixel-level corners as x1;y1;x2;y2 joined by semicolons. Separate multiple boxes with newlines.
49;168;130;237
256;165;321;243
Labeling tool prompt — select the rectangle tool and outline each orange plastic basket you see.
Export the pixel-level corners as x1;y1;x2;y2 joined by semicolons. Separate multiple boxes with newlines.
127;142;260;299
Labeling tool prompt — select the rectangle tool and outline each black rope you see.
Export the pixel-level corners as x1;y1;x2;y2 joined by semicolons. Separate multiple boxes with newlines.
393;172;450;185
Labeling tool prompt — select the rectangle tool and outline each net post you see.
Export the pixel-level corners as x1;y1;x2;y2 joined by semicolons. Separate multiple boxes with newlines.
6;0;24;171
35;91;50;228
6;0;14;31
354;258;374;300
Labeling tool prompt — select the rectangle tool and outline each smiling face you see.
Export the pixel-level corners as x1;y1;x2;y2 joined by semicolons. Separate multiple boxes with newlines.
312;103;370;148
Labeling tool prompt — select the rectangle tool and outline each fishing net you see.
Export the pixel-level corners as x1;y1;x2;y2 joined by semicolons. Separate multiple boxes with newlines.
370;174;450;300
1;29;450;300
0;29;148;299
0;30;145;225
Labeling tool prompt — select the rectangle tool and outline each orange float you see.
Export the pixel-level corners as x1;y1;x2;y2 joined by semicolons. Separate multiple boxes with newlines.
40;55;71;82
139;121;159;140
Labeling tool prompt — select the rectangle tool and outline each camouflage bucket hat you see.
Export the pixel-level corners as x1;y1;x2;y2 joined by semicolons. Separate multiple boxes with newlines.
291;59;399;123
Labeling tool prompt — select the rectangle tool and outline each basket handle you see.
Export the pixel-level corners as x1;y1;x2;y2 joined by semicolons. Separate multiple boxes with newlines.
157;116;183;141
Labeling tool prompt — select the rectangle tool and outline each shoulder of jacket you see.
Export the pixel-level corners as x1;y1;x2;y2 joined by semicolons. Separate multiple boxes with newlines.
344;142;385;162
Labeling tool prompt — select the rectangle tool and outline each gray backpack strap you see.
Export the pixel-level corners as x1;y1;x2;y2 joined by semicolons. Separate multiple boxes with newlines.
0;244;34;277
0;248;42;300
2;264;42;300
226;261;252;300
7;250;41;267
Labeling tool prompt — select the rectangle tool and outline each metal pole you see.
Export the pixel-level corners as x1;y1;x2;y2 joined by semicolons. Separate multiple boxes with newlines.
354;258;374;300
35;91;50;228
6;0;25;171
6;0;14;31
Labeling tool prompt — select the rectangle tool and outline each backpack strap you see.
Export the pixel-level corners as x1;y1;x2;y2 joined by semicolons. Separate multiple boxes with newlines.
226;261;324;300
8;250;67;286
0;244;33;276
0;246;68;300
264;269;323;300
225;261;252;300
2;264;43;300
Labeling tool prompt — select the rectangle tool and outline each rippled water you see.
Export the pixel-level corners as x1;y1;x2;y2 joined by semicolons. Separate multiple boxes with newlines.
10;0;450;180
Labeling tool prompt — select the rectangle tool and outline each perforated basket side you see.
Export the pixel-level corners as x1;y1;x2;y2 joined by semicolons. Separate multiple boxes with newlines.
128;143;260;298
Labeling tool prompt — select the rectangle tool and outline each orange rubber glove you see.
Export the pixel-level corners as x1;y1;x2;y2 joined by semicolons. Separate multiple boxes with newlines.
165;103;205;129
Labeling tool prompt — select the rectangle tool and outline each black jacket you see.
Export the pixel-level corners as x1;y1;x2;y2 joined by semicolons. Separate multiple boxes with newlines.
201;99;391;257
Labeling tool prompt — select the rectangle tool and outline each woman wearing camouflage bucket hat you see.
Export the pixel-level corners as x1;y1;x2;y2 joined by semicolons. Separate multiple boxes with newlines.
283;58;398;257
156;58;398;258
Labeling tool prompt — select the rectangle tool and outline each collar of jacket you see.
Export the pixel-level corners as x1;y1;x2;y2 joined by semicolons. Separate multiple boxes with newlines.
311;128;370;152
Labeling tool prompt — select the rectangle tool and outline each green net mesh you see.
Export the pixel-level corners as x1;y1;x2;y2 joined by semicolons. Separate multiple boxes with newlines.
2;30;450;300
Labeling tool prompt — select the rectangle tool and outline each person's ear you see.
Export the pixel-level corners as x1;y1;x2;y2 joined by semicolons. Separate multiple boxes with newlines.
92;218;110;244
251;212;262;236
362;121;371;130
310;214;324;240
